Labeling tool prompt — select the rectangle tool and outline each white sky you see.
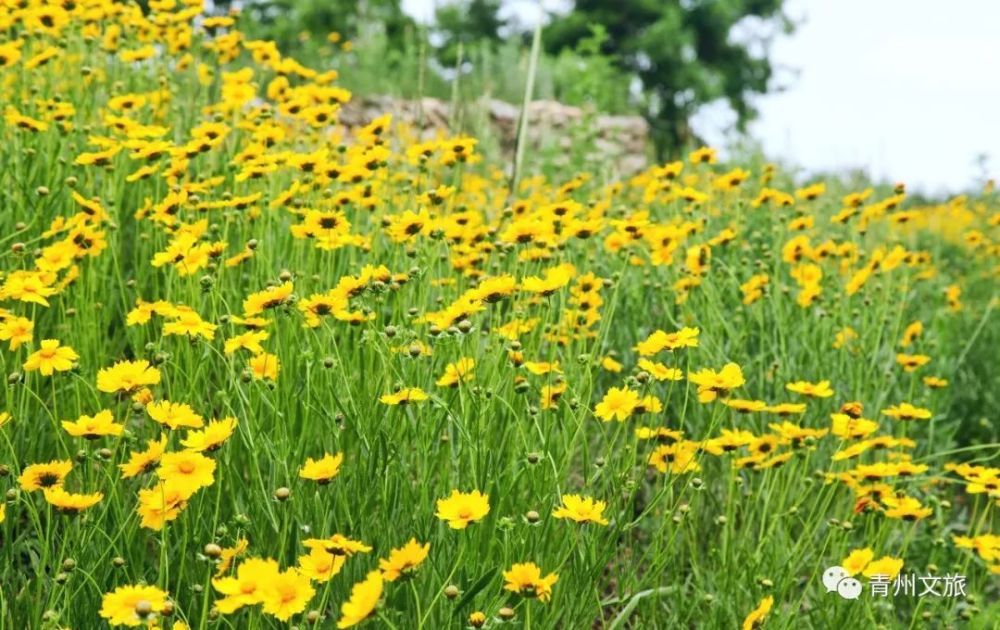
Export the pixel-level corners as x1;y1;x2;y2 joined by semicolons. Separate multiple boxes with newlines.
402;0;1000;193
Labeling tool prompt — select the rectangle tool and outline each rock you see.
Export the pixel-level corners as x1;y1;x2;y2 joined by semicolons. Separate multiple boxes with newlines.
339;96;650;175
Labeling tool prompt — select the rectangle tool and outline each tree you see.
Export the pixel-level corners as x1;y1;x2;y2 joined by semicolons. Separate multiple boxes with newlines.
544;0;792;156
433;0;507;67
213;0;415;52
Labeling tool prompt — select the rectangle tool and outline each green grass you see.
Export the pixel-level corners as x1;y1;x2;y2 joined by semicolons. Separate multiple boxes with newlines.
0;3;998;630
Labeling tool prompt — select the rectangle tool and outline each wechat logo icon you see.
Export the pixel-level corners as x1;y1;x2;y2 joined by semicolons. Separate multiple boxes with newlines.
823;566;863;600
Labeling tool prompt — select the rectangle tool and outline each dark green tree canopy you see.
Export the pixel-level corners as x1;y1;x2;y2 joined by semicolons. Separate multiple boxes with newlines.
213;0;415;51
544;0;792;155
434;0;508;67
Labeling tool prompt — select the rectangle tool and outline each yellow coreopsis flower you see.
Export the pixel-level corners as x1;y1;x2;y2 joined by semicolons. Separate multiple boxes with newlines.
97;359;162;394
147;400;205;430
62;409;124;439
18;459;73;492
502;562;559;602
436;358;476;387
297;547;346;583
552;494;609;525
379;387;428;406
304;534;373;557
841;547;874;576
261;569;315;622
181;417;238;452
43;487;103;513
23;339;78;376
249;352;280;381
299;452;344;484
99;584;170;627
243;282;294;316
0;316;33;350
337;570;383;628
378;538;430;581
785;380;834;398
882;402;932;421
212;557;280;614
862;556;904;580
741;595;773;630
594;386;640;422
120;436;169;478
157;451;217;498
688;363;745;402
435;489;490;529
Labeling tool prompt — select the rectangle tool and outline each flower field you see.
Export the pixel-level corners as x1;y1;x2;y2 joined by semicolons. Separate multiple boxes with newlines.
1;2;998;629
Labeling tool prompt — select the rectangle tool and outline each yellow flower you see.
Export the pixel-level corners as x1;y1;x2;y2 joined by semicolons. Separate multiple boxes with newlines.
297;547;345;583
741;595;773;630
637;359;683;381
379;387;428;406
243;282;294;316
249;352;280;380
520;263;575;296
378;538;430;581
896;353;931;372
299;452;344;484
785;380;834;398
649;441;701;474
97;359;161;394
23;339;78;376
43;486;103;513
522;360;562;375
765;403;806;416
841;547;874;576
99;584;170;627
0;316;33;350
594;386;640;422
261;568;316;621
688;363;745;402
216;539;250;577
212;557;280;614
436;358;476;387
224;330;269;355
147;400;205;430
724;399;768;413
601;356;623;372
18;459;73;491
899;320;923;347
157;451;217;498
470;274;517;303
689;146;717;164
337;570;384;628
303;534;373;557
552;494;609;525
1;272;56;306
181;417;238;452
62;409;124;439
922;376;948;389
634;327;700;355
120;436;168;478
435;489;490;529
882;402;932;421
862;555;904;580
830;414;879;440
502;562;558;602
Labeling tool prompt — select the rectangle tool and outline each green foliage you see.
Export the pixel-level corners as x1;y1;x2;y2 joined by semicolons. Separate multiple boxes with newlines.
433;0;507;67
549;25;633;114
545;0;792;155
214;0;415;51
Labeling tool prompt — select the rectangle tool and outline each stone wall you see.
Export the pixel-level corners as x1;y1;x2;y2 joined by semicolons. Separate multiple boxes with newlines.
339;96;650;175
